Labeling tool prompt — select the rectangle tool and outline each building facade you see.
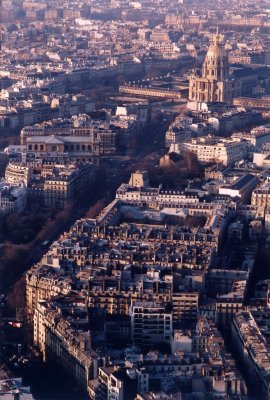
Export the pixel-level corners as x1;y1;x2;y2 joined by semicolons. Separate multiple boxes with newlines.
189;34;236;103
129;301;172;346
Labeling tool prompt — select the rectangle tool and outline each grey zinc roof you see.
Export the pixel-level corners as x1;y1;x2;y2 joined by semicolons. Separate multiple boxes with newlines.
26;135;92;143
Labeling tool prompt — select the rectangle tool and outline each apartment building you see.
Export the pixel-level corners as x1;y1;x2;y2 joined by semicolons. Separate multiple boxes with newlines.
252;280;270;307
88;289;171;317
265;208;270;234
26;163;96;209
232;124;270;150
216;281;247;327
34;299;99;390
233;97;270;111
172;292;199;324
5;162;32;187
181;137;248;166
42;163;95;208
129;301;172;346
26;264;72;314
206;270;249;297
191;316;224;353
232;311;270;400
165;125;192;147
0;182;27;213
251;182;270;208
89;366;148;400
116;183;200;208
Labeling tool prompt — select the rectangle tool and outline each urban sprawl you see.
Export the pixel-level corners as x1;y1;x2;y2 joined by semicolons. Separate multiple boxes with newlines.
1;0;270;399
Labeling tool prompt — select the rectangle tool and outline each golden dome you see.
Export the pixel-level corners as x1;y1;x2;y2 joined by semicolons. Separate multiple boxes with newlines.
205;34;227;60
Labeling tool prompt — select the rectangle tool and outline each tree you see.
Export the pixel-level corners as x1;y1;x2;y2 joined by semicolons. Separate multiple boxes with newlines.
6;276;26;314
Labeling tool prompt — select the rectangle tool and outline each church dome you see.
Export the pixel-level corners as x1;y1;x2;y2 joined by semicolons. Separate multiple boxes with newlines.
201;33;230;82
206;34;227;60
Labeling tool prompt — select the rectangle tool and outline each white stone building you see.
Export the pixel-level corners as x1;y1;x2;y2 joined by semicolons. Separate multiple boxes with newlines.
179;136;248;166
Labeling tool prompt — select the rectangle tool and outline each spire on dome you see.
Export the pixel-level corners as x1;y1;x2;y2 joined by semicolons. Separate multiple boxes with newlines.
214;26;221;45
